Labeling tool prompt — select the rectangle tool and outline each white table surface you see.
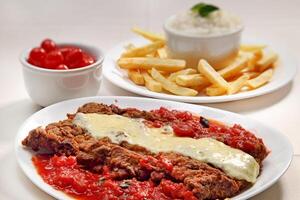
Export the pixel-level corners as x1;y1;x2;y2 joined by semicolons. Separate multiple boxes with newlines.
0;0;299;199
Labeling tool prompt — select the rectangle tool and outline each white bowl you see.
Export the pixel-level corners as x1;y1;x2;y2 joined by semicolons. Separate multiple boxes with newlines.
20;43;104;107
164;15;243;69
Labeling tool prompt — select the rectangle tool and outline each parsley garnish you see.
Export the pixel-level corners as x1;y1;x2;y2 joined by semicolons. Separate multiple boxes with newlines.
191;3;219;17
120;180;131;189
98;177;106;185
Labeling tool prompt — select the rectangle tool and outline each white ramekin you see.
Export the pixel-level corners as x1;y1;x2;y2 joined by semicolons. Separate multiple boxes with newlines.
20;43;104;107
164;15;243;69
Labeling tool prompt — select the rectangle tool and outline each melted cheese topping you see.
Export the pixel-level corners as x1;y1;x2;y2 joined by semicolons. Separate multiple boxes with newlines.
73;113;259;183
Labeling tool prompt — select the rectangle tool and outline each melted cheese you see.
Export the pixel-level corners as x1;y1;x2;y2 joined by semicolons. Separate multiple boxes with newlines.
73;113;259;183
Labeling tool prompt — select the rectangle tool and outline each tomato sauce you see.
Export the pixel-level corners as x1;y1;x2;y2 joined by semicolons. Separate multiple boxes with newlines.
148;107;265;155
32;155;197;200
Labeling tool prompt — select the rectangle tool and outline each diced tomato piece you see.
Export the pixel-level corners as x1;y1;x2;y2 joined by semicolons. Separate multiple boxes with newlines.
158;157;173;172
174;111;193;121
172;122;196;137
160;180;197;200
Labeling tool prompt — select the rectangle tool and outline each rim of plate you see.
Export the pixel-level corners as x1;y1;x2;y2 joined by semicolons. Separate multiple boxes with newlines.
15;96;293;200
103;37;298;103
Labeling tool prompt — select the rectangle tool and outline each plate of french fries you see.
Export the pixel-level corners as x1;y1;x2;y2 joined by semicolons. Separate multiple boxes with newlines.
103;28;297;103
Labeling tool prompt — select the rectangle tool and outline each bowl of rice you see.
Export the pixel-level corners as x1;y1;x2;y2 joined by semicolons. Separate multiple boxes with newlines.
164;3;243;69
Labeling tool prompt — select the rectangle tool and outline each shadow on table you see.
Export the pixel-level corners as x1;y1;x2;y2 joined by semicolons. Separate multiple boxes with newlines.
0;146;53;199
251;181;283;200
0;99;52;199
0;145;54;200
0;99;47;198
202;82;293;114
0;99;41;141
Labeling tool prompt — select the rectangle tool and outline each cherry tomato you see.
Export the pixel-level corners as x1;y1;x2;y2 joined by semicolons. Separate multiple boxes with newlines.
29;39;97;70
41;39;57;52
28;47;46;67
172;122;195;137
65;48;83;68
43;50;64;69
59;46;79;58
77;52;95;67
55;64;68;70
174;111;193;121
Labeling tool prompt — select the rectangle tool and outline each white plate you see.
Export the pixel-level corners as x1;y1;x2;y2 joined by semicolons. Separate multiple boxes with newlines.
15;96;293;200
103;38;297;103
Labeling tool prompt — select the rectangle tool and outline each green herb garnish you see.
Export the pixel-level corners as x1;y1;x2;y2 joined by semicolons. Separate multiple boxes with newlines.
191;3;219;17
120;180;131;189
98;177;106;185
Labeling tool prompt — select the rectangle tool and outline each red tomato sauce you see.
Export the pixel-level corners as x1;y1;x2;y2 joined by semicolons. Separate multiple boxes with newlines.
148;107;265;155
32;155;197;200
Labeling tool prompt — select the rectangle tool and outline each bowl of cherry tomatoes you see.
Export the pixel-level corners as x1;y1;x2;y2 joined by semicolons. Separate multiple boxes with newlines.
20;39;104;107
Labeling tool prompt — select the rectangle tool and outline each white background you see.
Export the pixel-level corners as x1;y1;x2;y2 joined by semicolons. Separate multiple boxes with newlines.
0;0;299;199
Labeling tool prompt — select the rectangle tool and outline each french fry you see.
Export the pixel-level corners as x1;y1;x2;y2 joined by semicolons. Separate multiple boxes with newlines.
124;43;136;51
118;30;279;97
240;86;251;92
151;68;198;96
147;69;169;75
240;44;266;52
205;85;226;96
253;49;263;60
249;50;263;70
218;55;249;79
128;70;145;85
176;74;210;87
257;51;278;72
141;71;162;92
157;48;168;59
242;71;260;79
239;50;263;71
132;27;165;42
206;74;250;95
190;84;211;93
118;57;186;72
171;56;247;87
228;74;250;94
168;68;197;82
121;41;164;58
247;69;273;89
145;52;157;57
198;59;230;91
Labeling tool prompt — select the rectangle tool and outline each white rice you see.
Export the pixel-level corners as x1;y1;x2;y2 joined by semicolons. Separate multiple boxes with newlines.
167;10;242;36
